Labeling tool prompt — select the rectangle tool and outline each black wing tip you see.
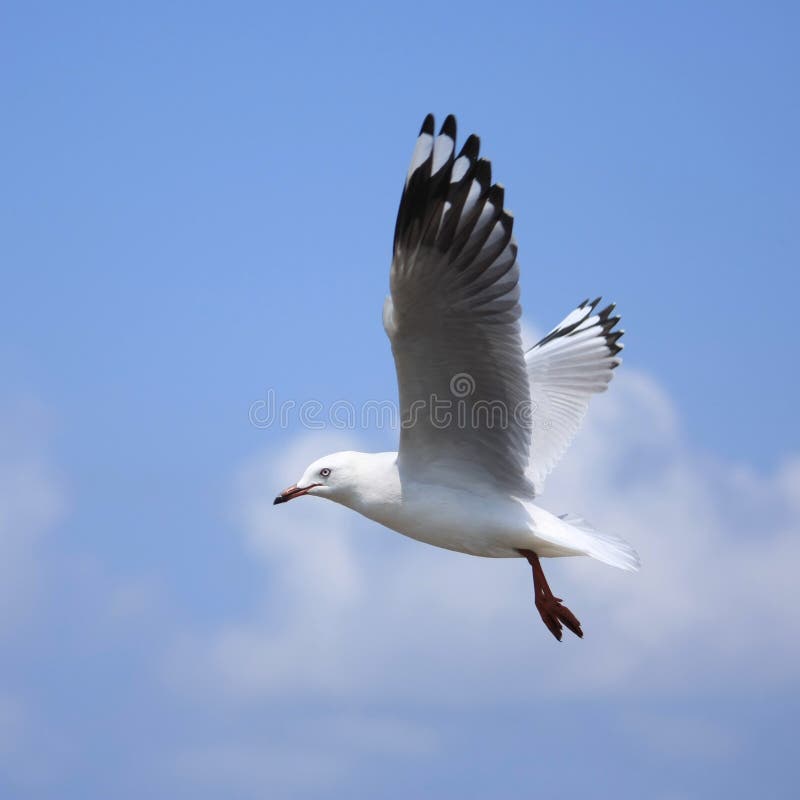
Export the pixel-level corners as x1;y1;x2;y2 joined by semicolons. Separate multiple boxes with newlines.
459;133;480;160
531;296;625;353
582;298;625;354
598;302;616;320
396;114;463;254
420;113;435;135
500;209;514;231
603;311;625;356
420;113;458;137
396;115;518;276
474;158;492;187
597;301;624;355
487;183;505;206
440;114;456;138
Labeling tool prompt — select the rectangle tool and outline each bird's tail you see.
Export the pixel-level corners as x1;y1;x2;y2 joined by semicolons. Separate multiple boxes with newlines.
557;513;641;571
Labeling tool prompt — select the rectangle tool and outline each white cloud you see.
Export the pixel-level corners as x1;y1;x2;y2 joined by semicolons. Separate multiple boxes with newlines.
173;742;346;794
172;714;439;796
0;691;73;789
0;401;70;788
0;401;65;636
167;368;800;708
623;710;742;760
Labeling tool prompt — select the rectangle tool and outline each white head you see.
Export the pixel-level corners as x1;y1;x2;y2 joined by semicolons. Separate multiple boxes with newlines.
273;450;369;508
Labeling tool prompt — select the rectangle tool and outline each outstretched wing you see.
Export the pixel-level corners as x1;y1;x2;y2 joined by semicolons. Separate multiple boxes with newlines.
525;298;624;492
384;114;533;494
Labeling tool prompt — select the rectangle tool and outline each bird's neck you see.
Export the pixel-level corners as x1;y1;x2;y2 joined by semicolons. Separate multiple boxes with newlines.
337;451;402;514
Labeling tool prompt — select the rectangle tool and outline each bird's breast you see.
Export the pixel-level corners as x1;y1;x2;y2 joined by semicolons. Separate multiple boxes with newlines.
353;483;534;558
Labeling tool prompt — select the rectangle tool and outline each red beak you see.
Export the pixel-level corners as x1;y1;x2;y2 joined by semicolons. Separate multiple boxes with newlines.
273;483;320;505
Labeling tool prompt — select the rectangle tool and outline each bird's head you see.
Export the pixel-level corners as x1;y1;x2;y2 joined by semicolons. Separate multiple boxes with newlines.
273;451;362;506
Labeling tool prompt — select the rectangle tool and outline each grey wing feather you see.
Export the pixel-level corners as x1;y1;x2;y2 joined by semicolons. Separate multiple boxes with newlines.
386;115;533;494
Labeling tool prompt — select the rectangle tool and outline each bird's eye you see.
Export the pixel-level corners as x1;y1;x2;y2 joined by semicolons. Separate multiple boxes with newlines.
320;468;331;478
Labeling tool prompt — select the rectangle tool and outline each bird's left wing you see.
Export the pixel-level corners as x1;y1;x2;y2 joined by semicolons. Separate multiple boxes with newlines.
384;115;533;494
525;298;624;493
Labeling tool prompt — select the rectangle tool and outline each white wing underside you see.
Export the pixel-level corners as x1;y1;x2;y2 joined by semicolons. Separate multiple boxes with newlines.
385;116;624;497
386;115;533;495
524;299;623;493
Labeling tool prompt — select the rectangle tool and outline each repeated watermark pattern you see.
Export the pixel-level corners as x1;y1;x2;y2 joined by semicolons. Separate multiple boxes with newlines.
249;373;550;432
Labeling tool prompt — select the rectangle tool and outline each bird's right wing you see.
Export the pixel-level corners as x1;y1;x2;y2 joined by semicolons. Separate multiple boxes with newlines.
384;114;534;495
525;299;623;493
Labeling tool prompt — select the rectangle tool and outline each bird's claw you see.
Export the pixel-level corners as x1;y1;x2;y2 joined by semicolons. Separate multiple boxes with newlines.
535;595;583;641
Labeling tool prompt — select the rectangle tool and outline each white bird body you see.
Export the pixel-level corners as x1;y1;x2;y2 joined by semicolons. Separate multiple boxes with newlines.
294;450;638;567
349;469;576;559
274;114;639;639
308;450;537;558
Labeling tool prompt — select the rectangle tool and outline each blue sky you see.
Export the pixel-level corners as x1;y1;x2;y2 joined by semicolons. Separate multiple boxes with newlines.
1;2;798;798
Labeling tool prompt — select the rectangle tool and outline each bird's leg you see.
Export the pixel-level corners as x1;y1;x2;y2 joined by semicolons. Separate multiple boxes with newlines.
518;549;583;641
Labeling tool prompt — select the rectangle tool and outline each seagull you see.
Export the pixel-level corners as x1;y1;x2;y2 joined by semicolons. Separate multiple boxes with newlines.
274;114;639;641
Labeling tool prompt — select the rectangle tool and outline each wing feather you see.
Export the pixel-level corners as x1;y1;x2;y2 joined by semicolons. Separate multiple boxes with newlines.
387;115;533;493
526;299;624;492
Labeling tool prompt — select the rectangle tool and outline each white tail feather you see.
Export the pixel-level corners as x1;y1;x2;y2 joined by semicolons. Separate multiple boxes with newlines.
557;513;641;571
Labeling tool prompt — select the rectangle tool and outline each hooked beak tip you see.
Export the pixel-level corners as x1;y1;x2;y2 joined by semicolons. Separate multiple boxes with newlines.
273;483;321;506
273;484;316;506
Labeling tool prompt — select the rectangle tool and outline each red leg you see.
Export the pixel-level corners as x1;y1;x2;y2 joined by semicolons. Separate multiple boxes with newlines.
519;549;583;641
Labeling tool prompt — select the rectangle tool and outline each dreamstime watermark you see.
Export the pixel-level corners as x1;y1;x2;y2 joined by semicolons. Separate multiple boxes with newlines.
249;372;551;432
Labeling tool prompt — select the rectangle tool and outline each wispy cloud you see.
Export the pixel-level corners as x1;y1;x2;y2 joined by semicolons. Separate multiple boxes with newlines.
624;710;743;759
0;401;65;636
168;368;800;710
173;714;439;796
0;401;68;789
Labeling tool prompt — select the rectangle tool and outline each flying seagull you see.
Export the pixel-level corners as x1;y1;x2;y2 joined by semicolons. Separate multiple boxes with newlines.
274;114;639;641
